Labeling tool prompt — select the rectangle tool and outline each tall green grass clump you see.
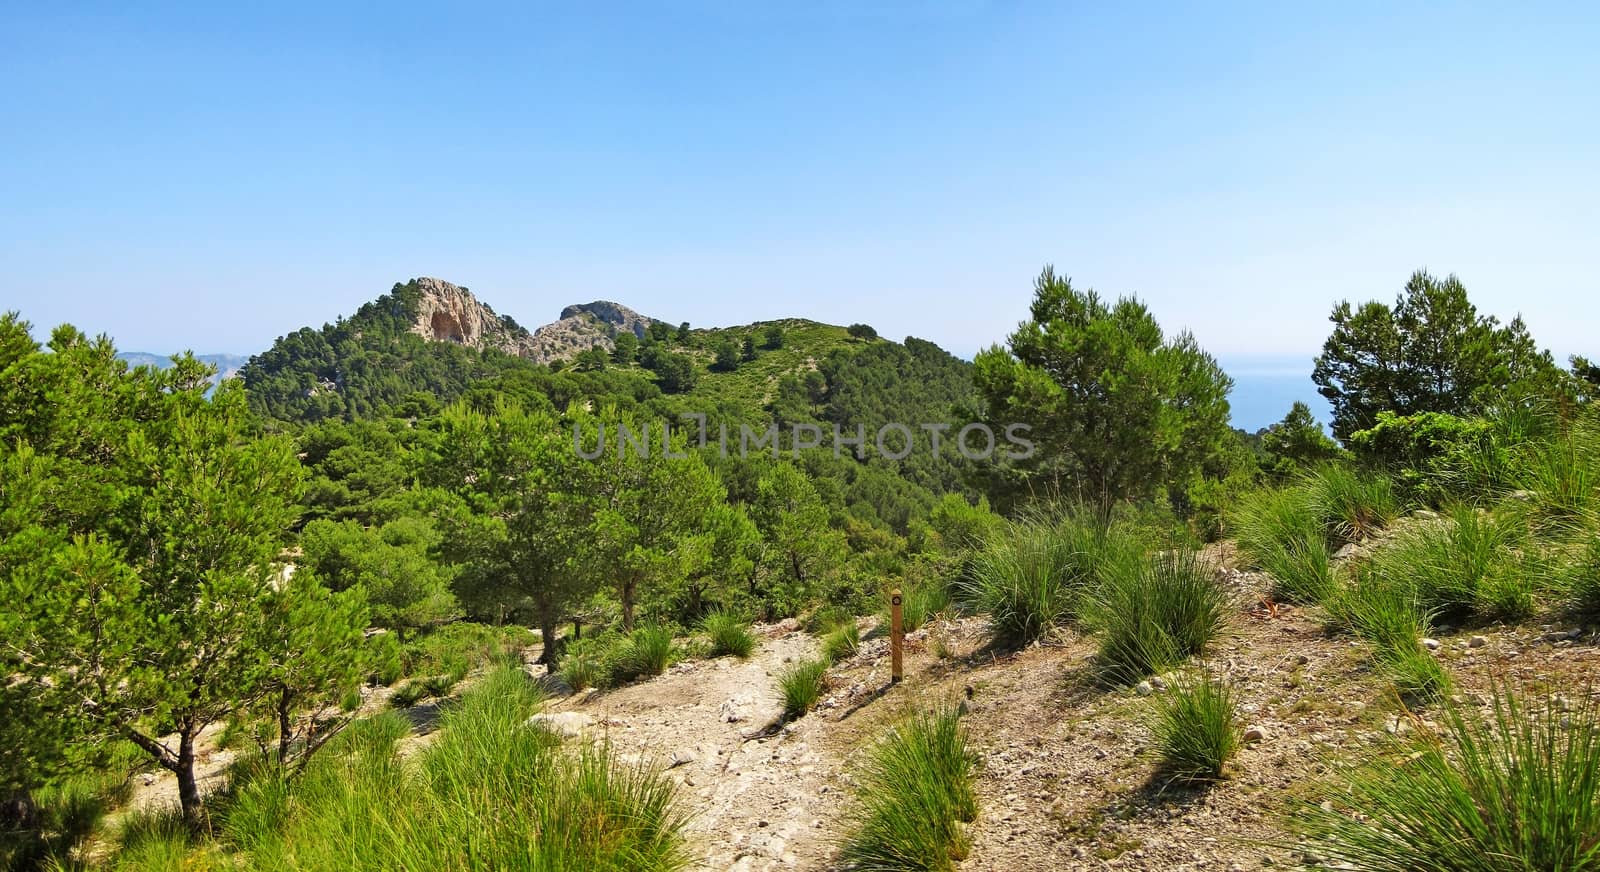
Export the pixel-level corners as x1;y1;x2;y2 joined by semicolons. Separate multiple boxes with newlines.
1151;675;1240;783
1510;416;1600;528
1304;463;1399;543
838;706;978;871
701;609;757;658
1375;503;1541;623
557;636;608;691
1295;686;1600;871
822;620;861;662
1325;569;1451;701
242;666;690;871
1570;538;1600;621
607;624;676;685
889;579;952;633
962;509;1142;647
1091;551;1228;684
778;657;829;721
1231;487;1336;604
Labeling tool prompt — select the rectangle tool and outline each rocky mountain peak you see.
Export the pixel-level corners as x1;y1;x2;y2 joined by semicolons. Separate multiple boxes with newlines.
406;277;535;356
403;279;662;365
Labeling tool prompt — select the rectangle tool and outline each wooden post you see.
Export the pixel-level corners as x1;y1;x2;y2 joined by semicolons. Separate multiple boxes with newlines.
890;589;903;684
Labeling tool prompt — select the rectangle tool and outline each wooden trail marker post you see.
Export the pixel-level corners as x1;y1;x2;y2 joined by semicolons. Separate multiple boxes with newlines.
890;589;903;683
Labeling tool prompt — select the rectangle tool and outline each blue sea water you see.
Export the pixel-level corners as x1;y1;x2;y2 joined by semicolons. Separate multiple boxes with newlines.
1219;356;1333;433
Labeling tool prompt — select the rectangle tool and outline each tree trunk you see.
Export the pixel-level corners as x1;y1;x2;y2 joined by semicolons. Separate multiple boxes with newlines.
537;607;561;668
621;580;637;632
174;730;204;833
277;685;294;764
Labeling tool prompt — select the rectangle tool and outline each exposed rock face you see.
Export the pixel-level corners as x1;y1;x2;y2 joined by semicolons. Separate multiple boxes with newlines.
407;277;537;357
527;300;659;363
404;277;660;365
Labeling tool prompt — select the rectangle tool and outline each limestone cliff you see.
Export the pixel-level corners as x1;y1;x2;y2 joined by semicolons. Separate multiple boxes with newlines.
405;277;659;365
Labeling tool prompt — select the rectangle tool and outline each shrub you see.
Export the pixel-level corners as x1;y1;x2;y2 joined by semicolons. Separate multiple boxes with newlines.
1231;487;1336;604
607;625;676;685
838;706;977;871
702;609;756;659
1349;410;1495;501
1092;551;1228;684
1295;686;1600;871
778;658;829;721
1151;675;1240;782
822;621;861;662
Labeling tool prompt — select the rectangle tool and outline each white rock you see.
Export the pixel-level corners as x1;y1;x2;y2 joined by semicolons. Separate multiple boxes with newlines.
1421;638;1441;650
525;711;595;738
1469;635;1489;648
1134;681;1155;696
1243;725;1267;743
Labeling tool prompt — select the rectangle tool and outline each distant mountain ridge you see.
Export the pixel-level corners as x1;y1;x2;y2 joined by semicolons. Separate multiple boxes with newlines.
116;352;249;385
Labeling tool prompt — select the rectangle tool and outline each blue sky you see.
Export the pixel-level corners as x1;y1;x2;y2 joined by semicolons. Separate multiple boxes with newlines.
3;2;1596;421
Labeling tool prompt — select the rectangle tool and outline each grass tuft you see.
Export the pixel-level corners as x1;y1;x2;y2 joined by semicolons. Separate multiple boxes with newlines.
1092;551;1228;684
821;620;861;662
1295;685;1600;871
778;657;829;721
838;706;977;872
1231;487;1336;604
701;609;757;659
962;508;1143;647
234;665;689;871
1151;674;1240;782
607;624;676;685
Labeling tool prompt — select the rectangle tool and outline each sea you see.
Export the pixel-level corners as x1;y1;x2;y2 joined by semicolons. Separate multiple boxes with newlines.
1219;355;1333;433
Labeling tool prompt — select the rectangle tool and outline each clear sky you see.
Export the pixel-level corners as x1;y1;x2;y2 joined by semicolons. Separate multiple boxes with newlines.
3;2;1597;376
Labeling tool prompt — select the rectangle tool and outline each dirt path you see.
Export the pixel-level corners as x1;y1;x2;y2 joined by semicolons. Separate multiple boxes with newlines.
545;625;861;871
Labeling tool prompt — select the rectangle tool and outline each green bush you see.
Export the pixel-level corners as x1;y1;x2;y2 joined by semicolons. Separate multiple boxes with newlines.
838;706;977;871
1151;675;1240;782
701;609;756;659
1091;551;1228;684
822;621;861;662
1349;410;1495;501
1295;686;1600;871
400;622;534;684
778;657;829;721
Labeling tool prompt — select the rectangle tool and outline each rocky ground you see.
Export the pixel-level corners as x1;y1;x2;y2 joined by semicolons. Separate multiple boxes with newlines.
544;542;1600;871
117;542;1599;871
